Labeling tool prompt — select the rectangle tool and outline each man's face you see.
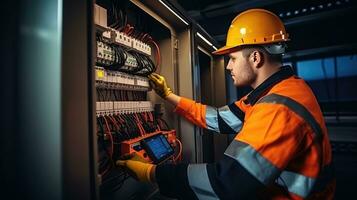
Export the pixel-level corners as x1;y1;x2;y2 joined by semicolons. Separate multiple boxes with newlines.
226;50;256;87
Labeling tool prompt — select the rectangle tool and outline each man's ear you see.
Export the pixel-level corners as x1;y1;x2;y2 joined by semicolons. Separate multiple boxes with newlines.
250;50;264;68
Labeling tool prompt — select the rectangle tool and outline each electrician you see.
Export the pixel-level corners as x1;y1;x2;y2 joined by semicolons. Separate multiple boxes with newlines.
117;8;335;199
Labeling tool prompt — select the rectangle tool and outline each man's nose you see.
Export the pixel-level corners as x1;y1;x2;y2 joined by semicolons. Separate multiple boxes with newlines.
226;62;232;70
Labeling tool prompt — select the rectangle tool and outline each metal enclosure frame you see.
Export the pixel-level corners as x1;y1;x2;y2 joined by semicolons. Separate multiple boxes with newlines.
62;0;98;199
191;25;227;162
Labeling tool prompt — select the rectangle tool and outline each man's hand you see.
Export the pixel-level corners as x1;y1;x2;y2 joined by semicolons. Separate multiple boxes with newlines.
116;153;155;182
148;73;173;99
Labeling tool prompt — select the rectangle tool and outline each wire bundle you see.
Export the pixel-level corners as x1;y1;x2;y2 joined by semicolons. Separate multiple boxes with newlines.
96;110;183;193
108;0;128;31
96;88;146;101
108;46;156;76
111;45;127;68
97;112;160;143
97;21;161;76
96;111;160;177
96;111;175;171
96;39;157;76
123;24;161;73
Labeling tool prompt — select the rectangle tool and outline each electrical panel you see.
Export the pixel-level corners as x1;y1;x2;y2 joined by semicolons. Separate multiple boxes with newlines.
93;2;183;198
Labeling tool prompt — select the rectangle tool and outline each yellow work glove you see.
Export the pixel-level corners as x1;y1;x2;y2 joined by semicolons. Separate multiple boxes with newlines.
116;153;155;182
148;73;173;99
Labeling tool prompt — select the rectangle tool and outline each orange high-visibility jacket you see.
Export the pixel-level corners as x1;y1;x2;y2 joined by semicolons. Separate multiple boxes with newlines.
155;66;335;200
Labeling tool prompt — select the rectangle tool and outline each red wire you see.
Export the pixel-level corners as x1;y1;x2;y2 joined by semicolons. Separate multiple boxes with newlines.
123;24;134;35
139;114;146;135
149;112;153;121
123;24;130;34
116;114;131;138
117;114;125;124
103;116;114;157
173;138;183;163
108;115;119;130
141;33;149;41
134;113;146;136
143;112;148;122
148;39;161;72
127;26;134;36
138;32;145;40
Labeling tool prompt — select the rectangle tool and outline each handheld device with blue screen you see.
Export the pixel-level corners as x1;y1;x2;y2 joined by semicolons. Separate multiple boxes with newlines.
141;133;174;164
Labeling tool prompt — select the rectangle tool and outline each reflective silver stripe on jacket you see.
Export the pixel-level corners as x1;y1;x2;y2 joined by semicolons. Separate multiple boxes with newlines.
224;140;280;185
277;170;316;198
206;105;243;133
205;106;220;132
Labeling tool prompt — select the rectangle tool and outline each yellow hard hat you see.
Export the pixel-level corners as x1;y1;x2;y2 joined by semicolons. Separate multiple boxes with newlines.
213;8;289;55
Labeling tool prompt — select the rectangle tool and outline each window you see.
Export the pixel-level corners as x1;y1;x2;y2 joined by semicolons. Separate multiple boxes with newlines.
296;54;357;115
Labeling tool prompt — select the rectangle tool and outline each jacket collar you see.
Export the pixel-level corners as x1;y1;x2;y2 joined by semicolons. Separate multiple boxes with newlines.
245;66;295;105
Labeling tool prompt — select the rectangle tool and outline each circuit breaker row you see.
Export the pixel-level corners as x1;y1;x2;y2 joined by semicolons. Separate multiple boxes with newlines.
102;30;151;55
96;41;138;67
95;67;150;90
96;101;153;115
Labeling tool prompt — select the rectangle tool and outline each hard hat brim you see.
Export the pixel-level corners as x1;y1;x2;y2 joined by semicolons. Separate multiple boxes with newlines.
212;45;238;55
212;39;290;55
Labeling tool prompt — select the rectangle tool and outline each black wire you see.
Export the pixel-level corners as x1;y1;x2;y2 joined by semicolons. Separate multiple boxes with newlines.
114;115;131;140
159;118;170;130
98;89;104;101
125;113;140;138
96;33;103;42
146;112;156;132
108;0;129;31
118;90;123;101
97;116;112;173
111;45;127;70
97;116;105;136
135;53;156;76
111;89;115;101
113;89;118;101
126;51;144;74
109;0;120;29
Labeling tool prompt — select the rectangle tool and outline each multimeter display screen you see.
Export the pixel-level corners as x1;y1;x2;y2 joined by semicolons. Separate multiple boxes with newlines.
142;134;174;163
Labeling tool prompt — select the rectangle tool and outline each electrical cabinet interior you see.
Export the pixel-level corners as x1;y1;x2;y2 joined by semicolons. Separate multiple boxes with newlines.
93;0;196;199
